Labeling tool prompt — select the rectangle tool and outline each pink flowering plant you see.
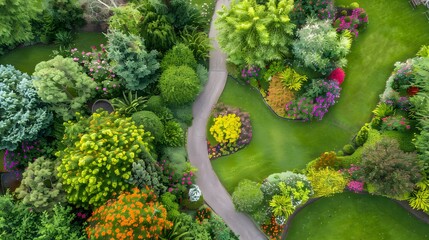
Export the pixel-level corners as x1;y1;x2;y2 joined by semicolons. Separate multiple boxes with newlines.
381;115;411;132
339;165;364;193
3;141;44;172
158;159;196;196
333;8;368;38
70;44;123;98
291;0;335;26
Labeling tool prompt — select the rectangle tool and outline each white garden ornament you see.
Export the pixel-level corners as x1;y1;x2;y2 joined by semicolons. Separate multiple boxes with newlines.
188;184;202;202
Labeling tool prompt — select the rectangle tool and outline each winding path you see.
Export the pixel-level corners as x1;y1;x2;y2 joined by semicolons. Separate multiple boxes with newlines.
186;0;266;239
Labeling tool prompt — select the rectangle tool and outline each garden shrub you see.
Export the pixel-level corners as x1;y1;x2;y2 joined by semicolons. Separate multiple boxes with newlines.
161;147;188;181
350;2;360;8
111;91;148;117
342;144;355;155
160;192;181;220
208;214;239;240
107;31;160;91
171;104;194;126
215;0;295;67
359;138;422;198
162;121;185;147
314;151;339;169
180;27;211;62
290;0;335;27
167;0;206;32
128;157;166;195
279;67;308;91
417;45;429;58
173;213;211;239
307;167;348;197
0;65;52;150
210;114;242;144
232;179;263;213
57;111;154;208
33;55;96;121
292;18;351;74
196;64;209;87
161;43;198;70
86;187;172;240
141;11;176;52
269;185;295;219
261;171;312;201
70;45;123;98
408;179;429;212
159;65;201;106
336;147;363;169
380;115;411;132
266;75;295;116
328;68;346;85
334;8;368;38
15;157;65;212
108;4;142;36
353;123;370;147
182;195;205;210
382;130;416;152
132;111;164;141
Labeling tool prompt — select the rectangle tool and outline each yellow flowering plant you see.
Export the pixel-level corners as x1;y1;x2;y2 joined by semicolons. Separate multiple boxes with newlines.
210;114;242;144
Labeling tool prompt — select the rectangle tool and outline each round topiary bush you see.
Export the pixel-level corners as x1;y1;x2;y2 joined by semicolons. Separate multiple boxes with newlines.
131;111;164;142
161;43;197;70
159;65;200;106
343;144;355;155
350;2;359;9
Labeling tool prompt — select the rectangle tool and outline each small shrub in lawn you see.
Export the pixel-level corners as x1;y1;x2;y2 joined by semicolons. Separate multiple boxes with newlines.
343;144;355;155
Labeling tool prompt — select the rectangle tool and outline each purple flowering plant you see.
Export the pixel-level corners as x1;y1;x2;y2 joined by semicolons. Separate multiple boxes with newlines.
339;164;364;193
70;44;123;98
334;8;368;38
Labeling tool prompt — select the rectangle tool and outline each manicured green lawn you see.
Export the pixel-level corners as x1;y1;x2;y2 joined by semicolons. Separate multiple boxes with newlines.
0;32;106;74
287;193;429;240
211;0;429;193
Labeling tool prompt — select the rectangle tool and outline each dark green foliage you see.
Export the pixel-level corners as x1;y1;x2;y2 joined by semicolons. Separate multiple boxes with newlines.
359;138;422;198
111;91;148;117
0;65;52;150
182;195;204;210
141;12;176;52
171;104;194;126
0;0;43;47
161;216;192;240
161;43;198;70
159;65;200;106
208;214;239;240
160;192;181;220
163;121;185;147
132;111;164;141
129;157;166;195
173;213;211;239
107;31;160;91
54;31;75;48
15;157;65;212
382;130;416;152
179;27;211;62
145;95;175;122
290;0;335;27
0;194;85;240
342;144;355;155
168;0;206;32
196;64;209;87
232;179;263;213
162;146;188;180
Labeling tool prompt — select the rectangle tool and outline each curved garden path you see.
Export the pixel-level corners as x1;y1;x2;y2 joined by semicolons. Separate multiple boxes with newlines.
187;0;266;239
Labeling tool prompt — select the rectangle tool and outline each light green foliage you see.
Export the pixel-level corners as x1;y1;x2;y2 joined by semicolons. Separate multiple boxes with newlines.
161;43;198;70
349;2;360;9
33;55;96;121
111;91;148;117
382;130;416;152
280;67;308;91
0;65;52;150
417;45;429;58
410;92;429;163
307;167;348;197
107;31;160;91
359;138;422;198
353;123;371;147
129;157;165;195
409;179;429;212
0;0;43;46
162;121;185;147
57;111;154;208
141;11;176;52
173;213;211;240
0;193;85;240
342;144;355;155
162;147;187;178
261;171;312;200
180;27;212;62
411;57;429;90
269;194;294;218
292;18;352;74
232;179;263;213
109;4;142;36
15;157;65;212
168;0;205;31
159;65;201;106
161;217;192;240
160;192;181;220
215;0;295;66
269;179;312;218
132;111;164;141
372;102;394;118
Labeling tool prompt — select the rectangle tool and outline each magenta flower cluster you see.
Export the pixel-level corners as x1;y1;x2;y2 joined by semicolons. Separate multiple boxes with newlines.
347;181;364;193
285;81;341;121
241;65;261;79
334;8;368;38
3;141;42;173
70;44;122;98
158;159;195;195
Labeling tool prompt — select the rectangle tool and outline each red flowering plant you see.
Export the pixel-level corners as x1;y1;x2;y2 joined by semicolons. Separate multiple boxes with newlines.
70;44;123;98
381;115;411;132
328;68;345;85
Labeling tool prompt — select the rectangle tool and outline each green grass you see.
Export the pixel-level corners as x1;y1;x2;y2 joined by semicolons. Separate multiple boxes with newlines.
211;0;429;193
0;32;106;74
286;193;429;240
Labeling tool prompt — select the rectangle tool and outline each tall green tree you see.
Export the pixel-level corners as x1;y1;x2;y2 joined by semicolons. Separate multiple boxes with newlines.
215;0;295;67
0;0;43;47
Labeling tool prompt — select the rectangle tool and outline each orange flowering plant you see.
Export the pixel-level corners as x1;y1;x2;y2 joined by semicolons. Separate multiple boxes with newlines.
86;187;173;240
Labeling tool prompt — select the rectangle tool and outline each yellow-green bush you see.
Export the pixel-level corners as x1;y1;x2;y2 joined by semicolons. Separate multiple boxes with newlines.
57;111;154;209
210;114;241;144
307;167;348;197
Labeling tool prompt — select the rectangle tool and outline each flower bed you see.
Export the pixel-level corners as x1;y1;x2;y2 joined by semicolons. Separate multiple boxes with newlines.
207;104;252;159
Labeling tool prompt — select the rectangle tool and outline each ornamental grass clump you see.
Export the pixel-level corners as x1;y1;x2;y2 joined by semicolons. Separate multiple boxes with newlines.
86;187;172;240
57;111;154;208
